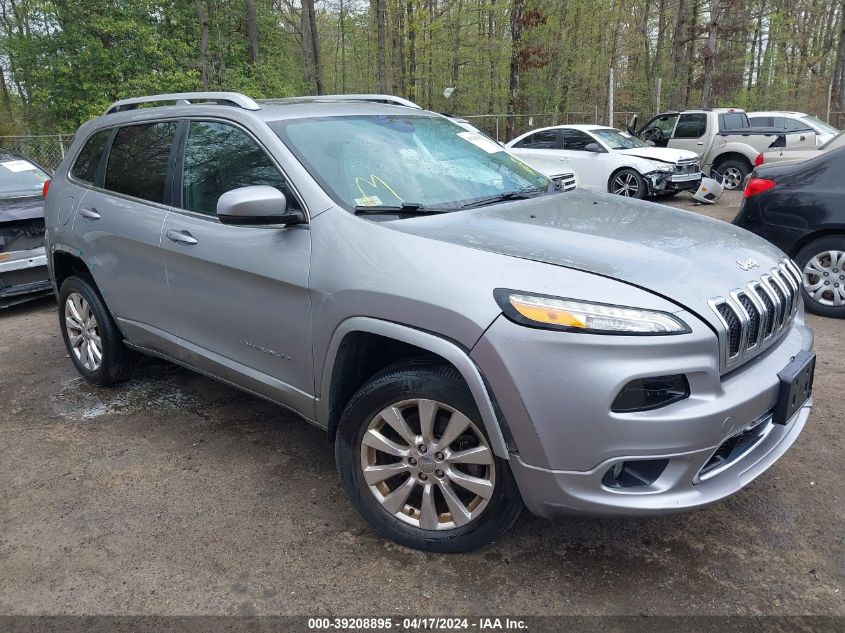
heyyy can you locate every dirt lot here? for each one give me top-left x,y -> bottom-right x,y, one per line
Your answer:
1,190 -> 843,618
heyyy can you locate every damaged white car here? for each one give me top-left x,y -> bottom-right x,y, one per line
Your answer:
506,124 -> 704,199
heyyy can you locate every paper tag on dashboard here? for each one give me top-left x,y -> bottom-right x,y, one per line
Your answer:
354,195 -> 382,207
1,160 -> 37,172
457,131 -> 502,154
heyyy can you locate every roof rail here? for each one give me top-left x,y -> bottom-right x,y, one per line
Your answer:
256,94 -> 422,109
104,92 -> 261,115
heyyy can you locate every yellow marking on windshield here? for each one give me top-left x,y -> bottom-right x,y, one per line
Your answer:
355,175 -> 404,203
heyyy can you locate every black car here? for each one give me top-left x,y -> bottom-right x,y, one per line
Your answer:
734,145 -> 845,318
0,150 -> 52,308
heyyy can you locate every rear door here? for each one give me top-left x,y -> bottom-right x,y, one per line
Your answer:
161,119 -> 314,414
70,121 -> 178,351
507,129 -> 568,176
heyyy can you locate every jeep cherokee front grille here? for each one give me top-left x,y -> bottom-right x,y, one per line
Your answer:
708,258 -> 802,372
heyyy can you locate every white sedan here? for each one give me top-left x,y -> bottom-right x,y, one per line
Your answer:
506,124 -> 702,199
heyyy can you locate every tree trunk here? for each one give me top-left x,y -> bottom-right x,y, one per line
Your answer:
301,0 -> 314,89
701,0 -> 720,108
339,0 -> 346,92
407,1 -> 416,101
507,0 -> 524,141
667,0 -> 690,110
245,0 -> 258,64
194,0 -> 210,88
488,0 -> 497,113
393,0 -> 407,94
0,65 -> 13,120
375,0 -> 387,92
834,1 -> 845,110
309,0 -> 324,94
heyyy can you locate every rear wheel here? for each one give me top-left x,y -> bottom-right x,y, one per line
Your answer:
794,237 -> 845,318
335,361 -> 522,552
608,168 -> 647,199
59,275 -> 136,385
715,159 -> 749,191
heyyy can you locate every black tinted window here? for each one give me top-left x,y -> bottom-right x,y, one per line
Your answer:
105,122 -> 177,203
719,113 -> 748,130
674,114 -> 707,139
749,116 -> 773,128
71,129 -> 111,184
182,121 -> 298,216
514,130 -> 560,149
562,129 -> 594,151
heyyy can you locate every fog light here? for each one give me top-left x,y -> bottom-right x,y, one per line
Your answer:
611,375 -> 689,413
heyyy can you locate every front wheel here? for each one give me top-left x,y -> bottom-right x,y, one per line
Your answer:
335,361 -> 522,552
609,168 -> 647,199
715,159 -> 750,190
794,237 -> 845,318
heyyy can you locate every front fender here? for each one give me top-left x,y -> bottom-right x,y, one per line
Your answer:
318,316 -> 511,459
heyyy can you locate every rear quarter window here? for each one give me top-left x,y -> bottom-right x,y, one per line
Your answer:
70,129 -> 111,184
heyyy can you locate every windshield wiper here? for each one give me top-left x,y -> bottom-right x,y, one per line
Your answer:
460,189 -> 543,209
354,202 -> 440,214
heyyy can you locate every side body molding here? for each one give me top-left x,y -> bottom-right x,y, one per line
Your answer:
317,317 -> 510,459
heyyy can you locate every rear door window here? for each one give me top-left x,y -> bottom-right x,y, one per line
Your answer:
513,130 -> 560,150
104,122 -> 178,204
71,129 -> 111,185
180,121 -> 299,216
719,113 -> 749,131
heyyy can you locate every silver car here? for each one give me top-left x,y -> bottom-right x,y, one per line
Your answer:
44,92 -> 815,552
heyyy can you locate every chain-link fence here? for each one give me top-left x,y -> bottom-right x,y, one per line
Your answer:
0,134 -> 75,172
462,112 -> 639,142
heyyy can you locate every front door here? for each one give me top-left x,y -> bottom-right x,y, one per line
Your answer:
559,129 -> 610,191
161,120 -> 314,415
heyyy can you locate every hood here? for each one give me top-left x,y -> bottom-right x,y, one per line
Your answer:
389,189 -> 788,331
617,147 -> 699,163
0,195 -> 44,224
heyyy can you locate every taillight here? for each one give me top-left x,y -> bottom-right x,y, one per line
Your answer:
744,177 -> 776,198
42,179 -> 51,199
754,153 -> 764,166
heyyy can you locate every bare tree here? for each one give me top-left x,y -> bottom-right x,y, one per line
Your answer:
245,0 -> 258,65
301,0 -> 324,94
507,0 -> 524,141
375,0 -> 387,92
834,1 -> 845,110
700,0 -> 721,108
667,0 -> 691,109
407,0 -> 416,100
194,0 -> 211,88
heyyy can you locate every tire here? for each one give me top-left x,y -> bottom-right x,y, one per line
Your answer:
794,236 -> 845,318
714,158 -> 749,191
58,275 -> 136,385
335,360 -> 522,552
652,190 -> 680,198
608,168 -> 647,199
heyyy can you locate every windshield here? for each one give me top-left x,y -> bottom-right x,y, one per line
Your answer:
270,115 -> 550,212
0,157 -> 49,197
591,128 -> 648,150
802,115 -> 839,136
820,131 -> 845,150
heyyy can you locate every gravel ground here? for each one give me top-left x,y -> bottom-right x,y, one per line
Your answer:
1,190 -> 842,618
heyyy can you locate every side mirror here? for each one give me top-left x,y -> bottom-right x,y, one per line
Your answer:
585,143 -> 602,153
217,185 -> 305,226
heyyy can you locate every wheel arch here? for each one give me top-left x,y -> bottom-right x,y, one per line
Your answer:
711,151 -> 753,171
789,229 -> 845,258
50,246 -> 92,291
319,317 -> 510,459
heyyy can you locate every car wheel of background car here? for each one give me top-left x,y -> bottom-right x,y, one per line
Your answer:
58,275 -> 136,385
794,237 -> 845,318
335,359 -> 522,553
609,169 -> 647,199
715,159 -> 749,190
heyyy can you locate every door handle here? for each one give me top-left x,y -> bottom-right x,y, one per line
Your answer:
166,230 -> 198,246
79,208 -> 101,220
696,141 -> 704,145
800,135 -> 806,141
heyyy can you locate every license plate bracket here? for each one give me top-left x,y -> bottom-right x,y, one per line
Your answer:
773,350 -> 815,425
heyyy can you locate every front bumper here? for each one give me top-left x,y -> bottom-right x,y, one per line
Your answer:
645,171 -> 702,193
0,246 -> 51,308
471,310 -> 814,517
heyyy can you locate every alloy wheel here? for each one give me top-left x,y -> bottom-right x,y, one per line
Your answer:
721,167 -> 743,190
64,292 -> 102,371
802,250 -> 845,307
612,172 -> 640,197
360,398 -> 495,530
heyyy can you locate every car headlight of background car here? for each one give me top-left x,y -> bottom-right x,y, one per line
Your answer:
494,290 -> 690,334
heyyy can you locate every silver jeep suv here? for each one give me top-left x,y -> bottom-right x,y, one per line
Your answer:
45,92 -> 815,552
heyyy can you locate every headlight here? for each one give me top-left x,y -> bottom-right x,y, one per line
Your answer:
648,161 -> 674,173
494,290 -> 690,334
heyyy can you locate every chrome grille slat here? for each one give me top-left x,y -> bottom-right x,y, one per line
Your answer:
709,257 -> 800,373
